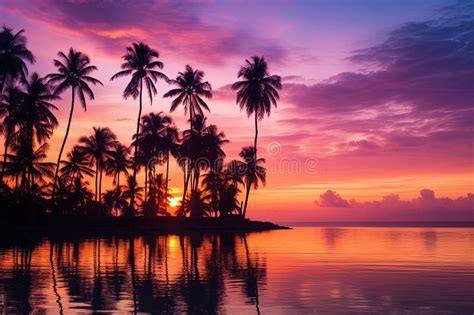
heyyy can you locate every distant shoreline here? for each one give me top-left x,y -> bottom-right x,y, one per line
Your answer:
280,221 -> 474,228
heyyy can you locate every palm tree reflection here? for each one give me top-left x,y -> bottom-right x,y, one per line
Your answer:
0,234 -> 265,313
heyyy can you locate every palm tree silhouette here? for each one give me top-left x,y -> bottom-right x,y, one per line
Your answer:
47,48 -> 103,203
59,146 -> 95,187
0,86 -> 23,184
123,175 -> 143,211
111,42 -> 169,214
0,26 -> 35,92
238,146 -> 266,218
162,125 -> 180,211
5,143 -> 55,193
164,65 -> 212,132
232,56 -> 281,159
133,112 -> 172,201
104,143 -> 131,192
78,127 -> 117,202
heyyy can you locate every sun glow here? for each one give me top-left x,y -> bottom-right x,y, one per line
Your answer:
168,197 -> 180,207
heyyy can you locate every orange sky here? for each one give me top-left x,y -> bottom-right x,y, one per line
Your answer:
1,0 -> 473,221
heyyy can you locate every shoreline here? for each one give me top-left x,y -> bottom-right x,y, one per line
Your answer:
0,216 -> 290,236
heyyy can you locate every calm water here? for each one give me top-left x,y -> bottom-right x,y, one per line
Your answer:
0,227 -> 473,314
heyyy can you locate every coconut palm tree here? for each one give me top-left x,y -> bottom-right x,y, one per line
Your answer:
123,175 -> 143,212
59,146 -> 95,187
0,85 -> 23,184
47,48 -> 103,202
162,125 -> 180,211
111,42 -> 169,214
78,127 -> 117,202
104,143 -> 131,192
232,56 -> 281,159
164,65 -> 212,132
239,146 -> 266,218
5,143 -> 55,193
0,26 -> 35,92
20,73 -> 59,151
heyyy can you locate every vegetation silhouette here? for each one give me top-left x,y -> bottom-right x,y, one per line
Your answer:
0,26 -> 283,230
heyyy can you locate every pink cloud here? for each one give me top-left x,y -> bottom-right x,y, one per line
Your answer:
314,189 -> 474,221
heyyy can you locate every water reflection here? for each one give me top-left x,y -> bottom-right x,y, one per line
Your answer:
0,228 -> 473,313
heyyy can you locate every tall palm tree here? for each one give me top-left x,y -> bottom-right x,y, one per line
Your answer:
0,85 -> 23,184
104,143 -> 131,191
0,26 -> 35,92
232,56 -> 281,159
164,65 -> 212,132
78,127 -> 117,202
239,146 -> 266,218
59,146 -> 95,187
111,42 -> 168,213
47,48 -> 103,202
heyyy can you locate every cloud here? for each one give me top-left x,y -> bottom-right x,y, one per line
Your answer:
314,189 -> 474,221
315,190 -> 351,208
1,0 -> 288,64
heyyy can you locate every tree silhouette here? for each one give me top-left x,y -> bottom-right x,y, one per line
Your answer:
47,48 -> 103,204
232,56 -> 281,159
238,146 -> 266,218
78,127 -> 117,202
104,143 -> 131,192
59,146 -> 95,188
111,42 -> 169,214
0,26 -> 35,92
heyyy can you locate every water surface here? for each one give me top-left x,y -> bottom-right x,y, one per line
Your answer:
0,227 -> 473,314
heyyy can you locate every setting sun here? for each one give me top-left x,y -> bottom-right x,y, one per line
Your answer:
168,197 -> 180,207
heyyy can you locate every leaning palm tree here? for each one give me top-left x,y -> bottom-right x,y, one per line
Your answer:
47,48 -> 103,202
104,143 -> 131,191
0,26 -> 35,92
239,146 -> 266,218
164,65 -> 212,132
232,56 -> 281,159
78,127 -> 117,202
111,42 -> 168,213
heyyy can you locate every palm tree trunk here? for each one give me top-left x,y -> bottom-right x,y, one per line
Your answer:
95,162 -> 99,202
52,87 -> 75,207
99,163 -> 103,202
242,179 -> 251,218
144,164 -> 148,202
165,152 -> 170,211
129,79 -> 143,214
254,111 -> 258,159
0,130 -> 11,185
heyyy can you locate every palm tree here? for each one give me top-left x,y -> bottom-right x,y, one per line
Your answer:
162,125 -> 180,211
47,48 -> 103,202
5,143 -> 55,193
111,42 -> 169,214
0,26 -> 35,92
20,72 -> 59,151
134,112 -> 172,200
59,146 -> 95,187
239,146 -> 266,218
183,189 -> 210,218
232,56 -> 281,159
0,85 -> 23,184
104,143 -> 131,191
123,175 -> 143,212
78,127 -> 117,202
164,65 -> 212,132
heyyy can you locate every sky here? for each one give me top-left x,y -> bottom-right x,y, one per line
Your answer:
1,0 -> 473,221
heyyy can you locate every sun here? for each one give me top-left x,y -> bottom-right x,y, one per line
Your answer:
168,197 -> 180,207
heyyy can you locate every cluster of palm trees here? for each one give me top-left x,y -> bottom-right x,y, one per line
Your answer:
0,26 -> 282,219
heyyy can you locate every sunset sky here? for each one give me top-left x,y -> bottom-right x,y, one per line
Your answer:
1,0 -> 472,221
